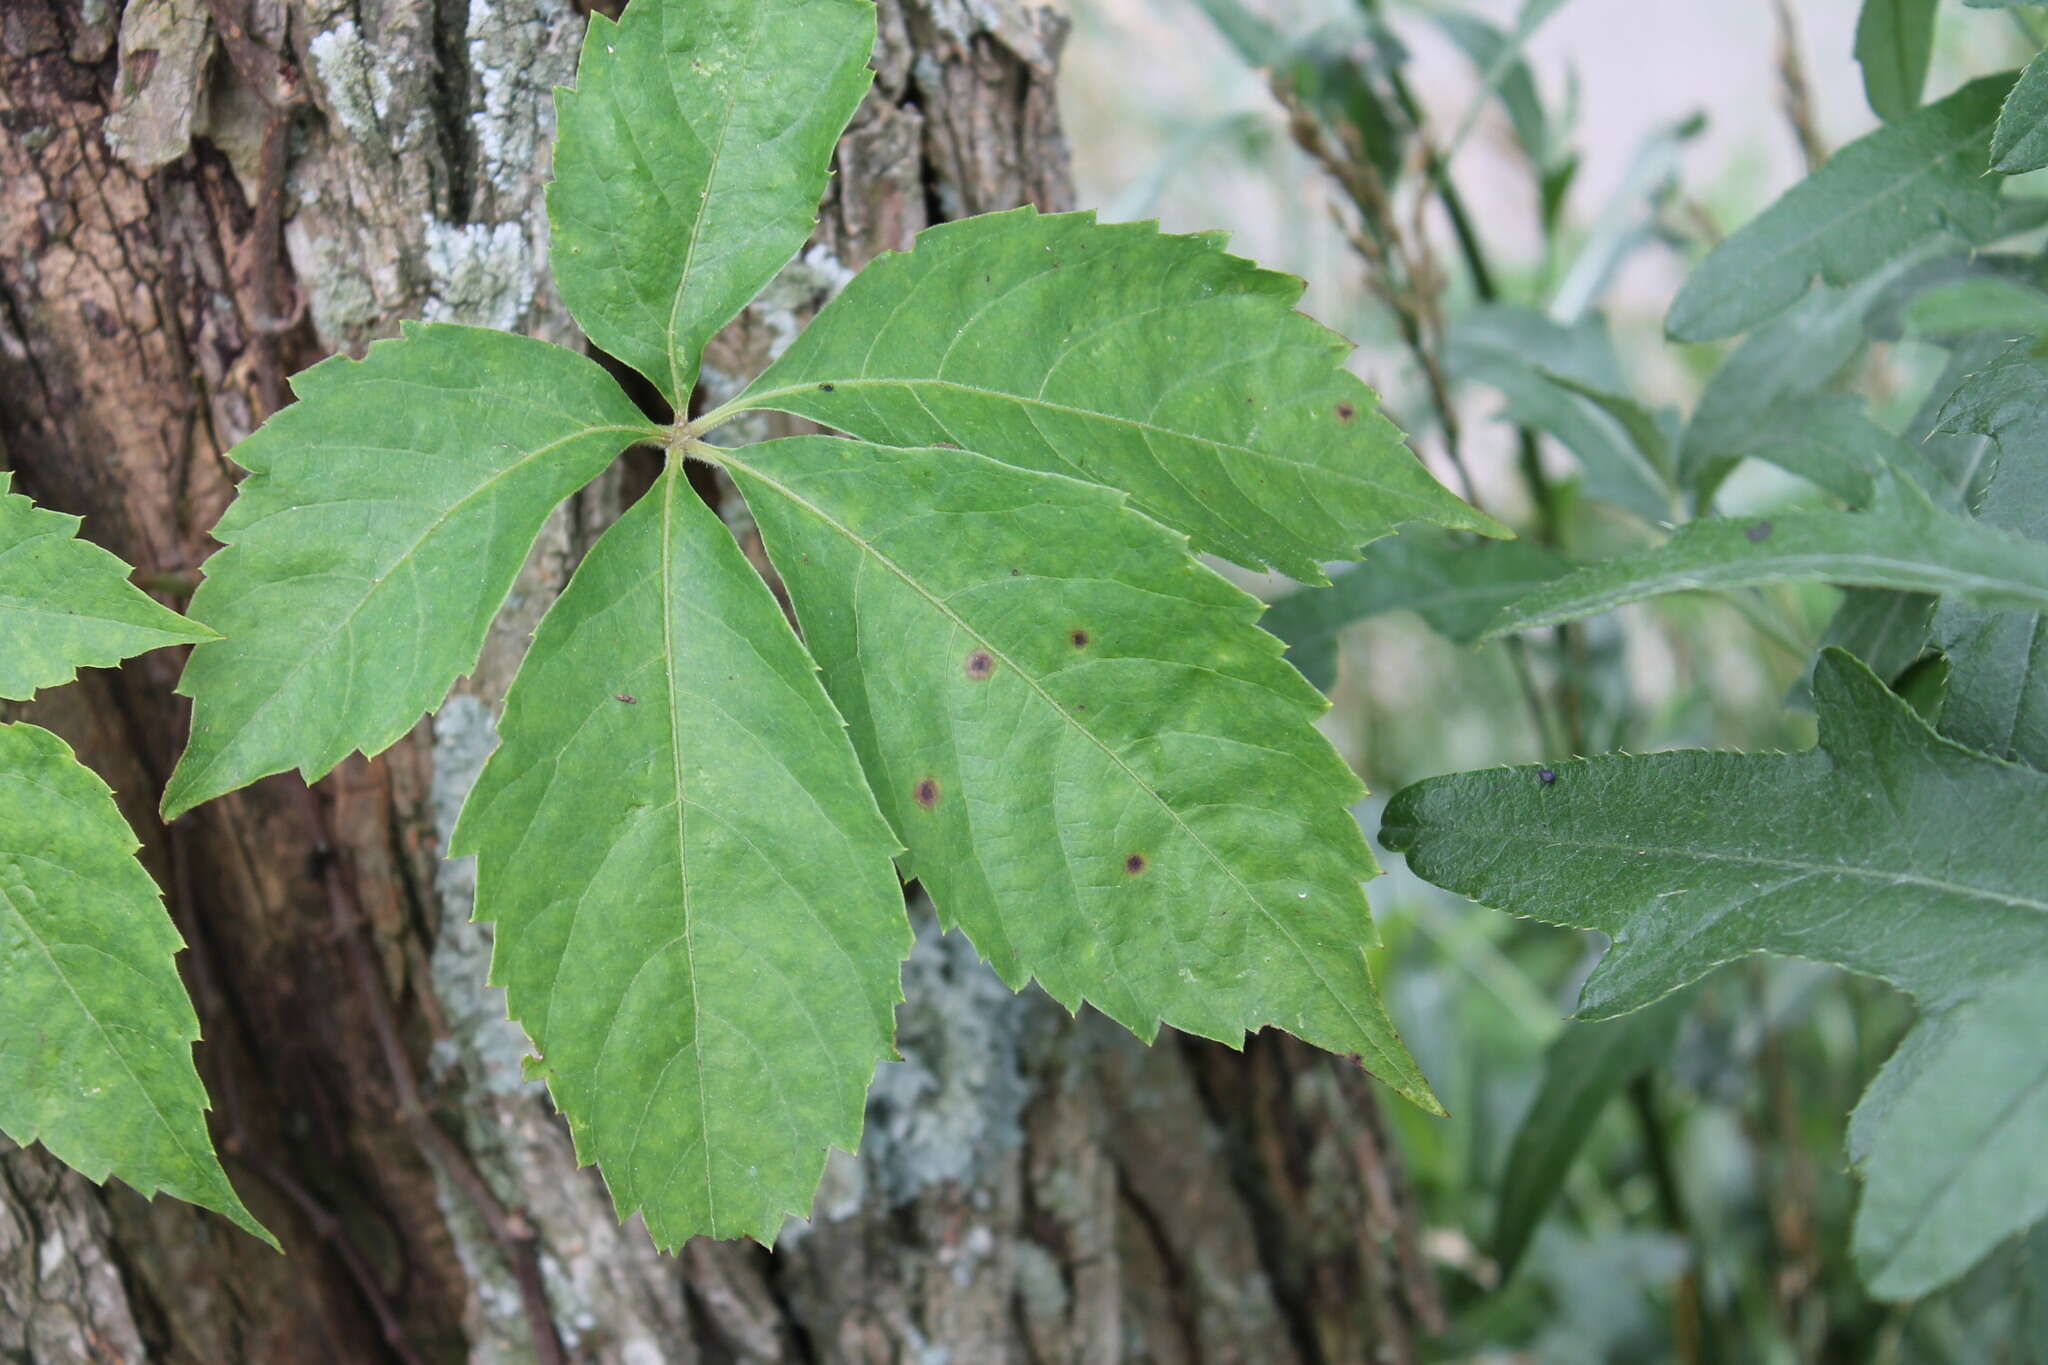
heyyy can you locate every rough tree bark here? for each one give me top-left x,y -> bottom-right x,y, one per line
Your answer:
0,1 -> 1442,1360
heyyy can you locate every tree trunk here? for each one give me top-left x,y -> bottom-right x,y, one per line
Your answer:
0,1 -> 1442,1360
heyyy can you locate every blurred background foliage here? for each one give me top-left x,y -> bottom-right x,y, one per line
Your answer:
1057,1 -> 2048,1360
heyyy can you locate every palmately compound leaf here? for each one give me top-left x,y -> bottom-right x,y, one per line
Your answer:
0,472 -> 216,701
164,323 -> 658,819
717,436 -> 1439,1110
1931,344 -> 2048,769
452,469 -> 907,1247
1668,73 -> 2013,343
1261,531 -> 1571,691
548,0 -> 875,404
1484,471 -> 2048,638
1382,649 -> 2048,1295
721,209 -> 1503,582
0,722 -> 272,1246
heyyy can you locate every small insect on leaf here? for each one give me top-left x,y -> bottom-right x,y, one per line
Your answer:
616,693 -> 637,704
1538,768 -> 1557,785
1745,520 -> 1774,544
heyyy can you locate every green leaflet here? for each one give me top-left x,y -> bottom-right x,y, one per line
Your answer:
164,324 -> 658,819
1667,74 -> 2014,343
1261,531 -> 1572,691
0,472 -> 215,700
1856,0 -> 1940,122
1932,345 -> 2048,769
719,436 -> 1439,1110
1484,472 -> 2048,637
547,0 -> 875,404
1382,650 -> 2048,1295
722,209 -> 1503,582
1492,989 -> 1693,1280
1997,46 -> 2048,173
452,469 -> 907,1246
0,722 -> 271,1246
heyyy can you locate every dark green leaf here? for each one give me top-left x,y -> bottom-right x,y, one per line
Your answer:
1484,473 -> 2048,637
0,473 -> 215,701
1997,47 -> 2048,172
1447,306 -> 1673,521
1383,650 -> 2048,1295
723,209 -> 1504,582
1668,74 -> 2014,343
1847,967 -> 2048,1297
1261,532 -> 1572,690
548,0 -> 875,403
1679,266 -> 1920,494
1856,0 -> 1941,122
1492,990 -> 1693,1279
1726,394 -> 1944,504
720,436 -> 1439,1110
1932,345 -> 2048,768
0,721 -> 271,1246
165,324 -> 657,818
453,470 -> 909,1247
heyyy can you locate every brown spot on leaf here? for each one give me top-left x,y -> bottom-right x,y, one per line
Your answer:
965,650 -> 995,681
1335,402 -> 1356,423
1746,520 -> 1774,543
914,777 -> 940,809
1070,628 -> 1090,648
1124,853 -> 1147,875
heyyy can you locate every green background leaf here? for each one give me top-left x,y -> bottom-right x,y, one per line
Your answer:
0,472 -> 215,702
166,324 -> 656,818
1262,532 -> 1571,691
727,209 -> 1502,582
1447,307 -> 1673,522
548,0 -> 876,403
1848,968 -> 2048,1298
0,722 -> 270,1246
1382,651 -> 2048,1295
1492,991 -> 1693,1280
1996,47 -> 2048,173
1485,474 -> 2048,637
722,435 -> 1438,1109
454,469 -> 908,1247
1932,344 -> 2048,769
1668,74 -> 2013,343
1856,0 -> 1940,122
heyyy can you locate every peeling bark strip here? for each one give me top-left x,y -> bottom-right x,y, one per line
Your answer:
1,0 -> 1438,1359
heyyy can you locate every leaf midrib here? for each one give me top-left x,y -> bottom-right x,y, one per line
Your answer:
659,2 -> 768,402
722,448 -> 1409,1077
655,473 -> 715,1224
1503,545 -> 2048,633
737,379 -> 1419,496
1398,820 -> 2048,916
